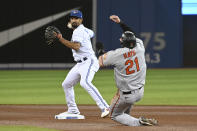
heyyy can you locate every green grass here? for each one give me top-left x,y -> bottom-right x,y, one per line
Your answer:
0,125 -> 60,131
0,69 -> 197,105
139,69 -> 197,105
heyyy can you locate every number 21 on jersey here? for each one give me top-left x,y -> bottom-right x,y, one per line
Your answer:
125,57 -> 140,75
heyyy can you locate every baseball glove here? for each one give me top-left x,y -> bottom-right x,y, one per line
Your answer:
44,26 -> 61,45
96,42 -> 105,57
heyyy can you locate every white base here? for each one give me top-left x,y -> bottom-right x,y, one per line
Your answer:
55,114 -> 85,119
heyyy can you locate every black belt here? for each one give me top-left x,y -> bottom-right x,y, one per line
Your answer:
122,87 -> 142,95
76,57 -> 87,63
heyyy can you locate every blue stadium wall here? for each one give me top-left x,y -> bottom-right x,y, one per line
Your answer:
0,0 -> 183,69
97,0 -> 182,68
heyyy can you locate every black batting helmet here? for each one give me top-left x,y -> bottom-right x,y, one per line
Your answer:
120,31 -> 136,49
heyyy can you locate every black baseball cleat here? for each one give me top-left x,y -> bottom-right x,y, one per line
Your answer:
139,116 -> 158,126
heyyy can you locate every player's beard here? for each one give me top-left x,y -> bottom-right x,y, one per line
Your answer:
71,22 -> 79,29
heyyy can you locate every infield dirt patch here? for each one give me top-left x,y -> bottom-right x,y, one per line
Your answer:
0,105 -> 197,131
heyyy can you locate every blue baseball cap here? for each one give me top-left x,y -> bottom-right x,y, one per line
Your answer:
70,10 -> 83,18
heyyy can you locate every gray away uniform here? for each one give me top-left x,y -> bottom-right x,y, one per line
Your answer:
103,38 -> 146,126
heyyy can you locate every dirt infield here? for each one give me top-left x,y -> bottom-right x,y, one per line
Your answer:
0,105 -> 197,131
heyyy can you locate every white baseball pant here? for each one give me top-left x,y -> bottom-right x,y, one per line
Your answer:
62,57 -> 109,113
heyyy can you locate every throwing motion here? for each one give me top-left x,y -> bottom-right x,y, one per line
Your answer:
47,10 -> 110,119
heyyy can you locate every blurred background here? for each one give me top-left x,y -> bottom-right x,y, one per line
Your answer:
0,0 -> 196,69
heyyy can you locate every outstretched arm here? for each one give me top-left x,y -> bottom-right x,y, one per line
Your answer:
109,15 -> 136,34
98,54 -> 104,67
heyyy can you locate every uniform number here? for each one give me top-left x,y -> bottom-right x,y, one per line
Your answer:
125,57 -> 140,75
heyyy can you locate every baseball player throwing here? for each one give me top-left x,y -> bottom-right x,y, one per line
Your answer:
55,10 -> 109,118
98,15 -> 158,126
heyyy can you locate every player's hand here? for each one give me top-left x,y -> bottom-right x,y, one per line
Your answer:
55,32 -> 62,40
109,15 -> 121,23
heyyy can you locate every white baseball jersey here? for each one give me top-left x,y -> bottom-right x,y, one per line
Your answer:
102,38 -> 146,91
71,24 -> 95,61
61,24 -> 109,114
